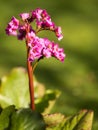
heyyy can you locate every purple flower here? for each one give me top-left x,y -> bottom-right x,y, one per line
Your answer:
17,25 -> 35,40
32,8 -> 54,30
6,17 -> 19,36
42,38 -> 53,58
28,36 -> 65,62
29,37 -> 44,61
27,30 -> 36,42
17,25 -> 26,40
8,17 -> 19,29
54,26 -> 63,41
5,8 -> 65,63
52,43 -> 65,62
29,46 -> 42,61
32,8 -> 43,20
20,13 -> 30,21
32,8 -> 63,41
28,37 -> 52,61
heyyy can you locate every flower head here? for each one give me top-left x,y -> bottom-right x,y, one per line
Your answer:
32,8 -> 53,30
5,8 -> 65,62
28,36 -> 65,62
6,17 -> 19,36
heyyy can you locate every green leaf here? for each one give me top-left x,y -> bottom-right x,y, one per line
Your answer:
44,113 -> 65,129
0,67 -> 60,113
0,105 -> 15,130
60,109 -> 87,130
10,108 -> 46,130
35,90 -> 61,113
0,67 -> 30,108
0,67 -> 45,109
74,110 -> 94,130
44,110 -> 94,130
0,68 -> 60,112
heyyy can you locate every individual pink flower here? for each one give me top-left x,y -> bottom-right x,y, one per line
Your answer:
8,17 -> 19,29
32,8 -> 43,20
28,36 -> 43,48
29,46 -> 42,61
42,38 -> 53,58
52,43 -> 65,62
27,30 -> 36,42
54,26 -> 63,41
17,25 -> 26,40
6,16 -> 19,36
20,13 -> 30,21
28,37 -> 44,61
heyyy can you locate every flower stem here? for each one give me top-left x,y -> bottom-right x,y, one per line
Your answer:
26,22 -> 35,110
26,44 -> 35,110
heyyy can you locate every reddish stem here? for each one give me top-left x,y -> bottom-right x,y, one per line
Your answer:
26,45 -> 35,110
26,23 -> 35,110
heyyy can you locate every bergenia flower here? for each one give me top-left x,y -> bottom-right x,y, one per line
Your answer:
5,8 -> 66,111
28,37 -> 65,62
52,43 -> 65,62
54,26 -> 63,41
20,13 -> 30,21
32,8 -> 52,29
42,38 -> 53,58
6,16 -> 19,36
32,8 -> 43,20
17,25 -> 26,40
28,37 -> 44,61
5,8 -> 65,62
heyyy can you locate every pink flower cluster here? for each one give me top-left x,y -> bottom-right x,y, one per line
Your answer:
6,8 -> 65,62
28,36 -> 65,62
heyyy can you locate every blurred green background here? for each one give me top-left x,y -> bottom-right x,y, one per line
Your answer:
0,0 -> 98,129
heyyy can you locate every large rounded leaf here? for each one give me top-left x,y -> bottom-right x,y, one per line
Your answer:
10,108 -> 46,130
0,105 -> 15,130
0,67 -> 45,109
0,67 -> 60,113
0,67 -> 30,108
